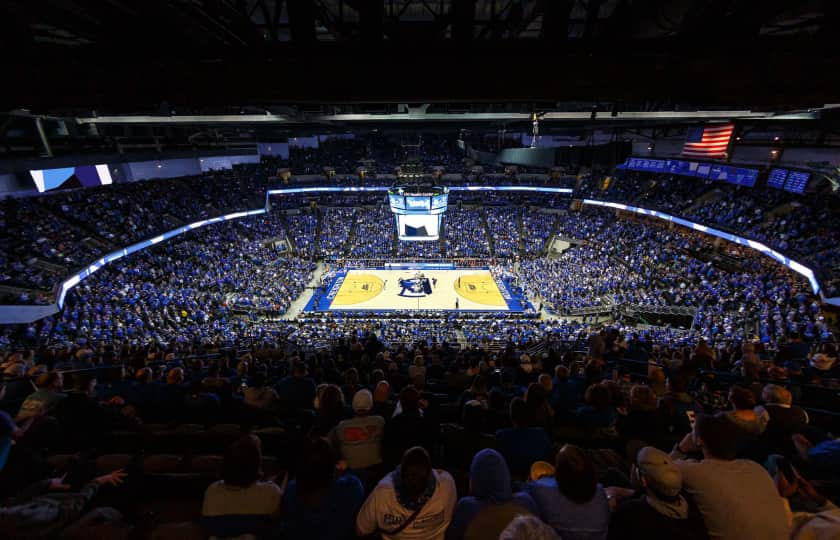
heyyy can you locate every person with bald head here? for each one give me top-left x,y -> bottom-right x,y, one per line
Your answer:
757,384 -> 809,456
372,380 -> 395,419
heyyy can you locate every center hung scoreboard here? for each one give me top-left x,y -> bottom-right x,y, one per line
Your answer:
388,185 -> 449,241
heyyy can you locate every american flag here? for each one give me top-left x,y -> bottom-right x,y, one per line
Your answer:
682,123 -> 734,158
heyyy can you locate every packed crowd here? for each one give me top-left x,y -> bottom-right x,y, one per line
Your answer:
397,240 -> 442,258
444,207 -> 491,257
285,212 -> 318,258
348,206 -> 395,257
3,150 -> 840,537
522,210 -> 558,255
317,208 -> 357,259
517,209 -> 829,350
1,167 -> 265,303
40,215 -> 315,347
485,207 -> 522,258
0,318 -> 838,539
592,170 -> 840,292
2,198 -> 832,359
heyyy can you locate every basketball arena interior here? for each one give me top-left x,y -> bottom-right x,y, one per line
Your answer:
1,2 -> 840,539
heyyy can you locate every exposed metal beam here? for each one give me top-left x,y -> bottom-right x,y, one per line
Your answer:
73,109 -> 818,126
34,117 -> 53,157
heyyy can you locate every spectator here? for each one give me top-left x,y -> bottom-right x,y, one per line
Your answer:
498,514 -> 560,540
496,398 -> 553,478
182,380 -> 221,425
160,367 -> 188,416
372,380 -> 395,419
313,384 -> 346,437
384,386 -> 438,469
201,363 -> 231,396
16,371 -> 64,420
446,448 -> 537,540
723,385 -> 764,438
616,384 -> 669,447
792,433 -> 840,477
332,389 -> 385,480
408,355 -> 427,386
276,361 -> 317,412
0,468 -> 127,539
202,434 -> 285,538
356,446 -> 457,540
658,373 -> 703,437
244,372 -> 280,413
607,446 -> 708,540
52,373 -> 118,452
527,444 -> 610,540
575,383 -> 617,434
282,437 -> 365,540
670,414 -> 790,540
758,384 -> 809,455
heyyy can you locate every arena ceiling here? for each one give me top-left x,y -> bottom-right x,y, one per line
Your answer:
1,0 -> 838,112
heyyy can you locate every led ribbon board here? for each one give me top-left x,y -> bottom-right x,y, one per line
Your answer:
582,199 -> 820,294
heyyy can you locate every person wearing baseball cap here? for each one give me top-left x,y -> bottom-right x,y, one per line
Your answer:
332,389 -> 386,488
607,446 -> 708,540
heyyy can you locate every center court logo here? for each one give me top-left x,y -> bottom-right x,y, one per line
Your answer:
397,275 -> 433,297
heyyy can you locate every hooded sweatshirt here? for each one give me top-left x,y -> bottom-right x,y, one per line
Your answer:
446,449 -> 536,540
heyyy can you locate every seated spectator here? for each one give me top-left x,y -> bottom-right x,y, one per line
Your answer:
356,446 -> 457,540
607,446 -> 708,540
276,361 -> 317,412
496,398 -> 553,479
313,384 -> 346,437
243,372 -> 280,412
384,386 -> 438,469
772,456 -> 840,539
372,380 -> 395,419
499,514 -> 560,540
723,385 -> 764,438
758,384 -> 809,455
0,363 -> 29,413
658,373 -> 703,437
575,383 -> 617,435
0,468 -> 127,539
670,414 -> 790,540
182,380 -> 221,425
202,434 -> 285,538
282,437 -> 365,540
809,343 -> 837,374
792,433 -> 840,477
616,384 -> 669,448
159,368 -> 187,413
53,373 -> 118,452
201,363 -> 231,396
408,355 -> 427,386
551,365 -> 581,423
130,367 -> 162,417
16,371 -> 64,420
446,448 -> 537,540
527,444 -> 610,540
231,359 -> 250,390
525,382 -> 554,432
332,389 -> 385,479
458,376 -> 488,410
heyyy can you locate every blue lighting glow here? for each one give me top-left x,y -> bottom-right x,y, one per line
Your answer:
581,199 -> 820,293
46,185 -> 821,311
